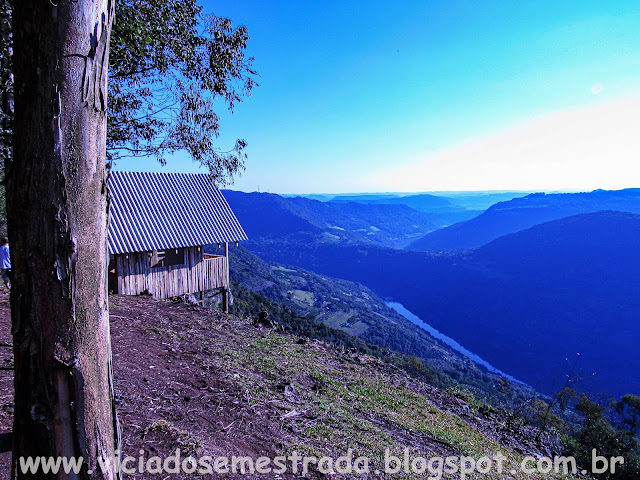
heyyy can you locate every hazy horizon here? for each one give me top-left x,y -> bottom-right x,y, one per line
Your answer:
232,187 -> 635,197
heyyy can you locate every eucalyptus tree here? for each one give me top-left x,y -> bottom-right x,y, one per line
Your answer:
2,0 -> 257,184
0,0 -> 11,236
5,1 -> 256,477
108,0 -> 257,183
9,1 -> 119,478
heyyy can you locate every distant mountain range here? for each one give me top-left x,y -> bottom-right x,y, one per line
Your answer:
409,188 -> 640,250
223,190 -> 445,248
432,191 -> 531,211
229,188 -> 640,397
329,191 -> 532,219
329,193 -> 475,224
291,190 -> 528,209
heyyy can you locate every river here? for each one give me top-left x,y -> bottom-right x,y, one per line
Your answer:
386,301 -> 525,385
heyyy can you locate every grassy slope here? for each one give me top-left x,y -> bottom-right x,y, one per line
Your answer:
122,295 -> 574,479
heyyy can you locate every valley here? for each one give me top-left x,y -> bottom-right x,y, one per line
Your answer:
226,244 -> 535,400
225,189 -> 640,399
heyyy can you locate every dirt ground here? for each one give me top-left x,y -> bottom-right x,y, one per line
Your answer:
0,290 -> 565,479
0,289 -> 12,477
0,291 -> 303,479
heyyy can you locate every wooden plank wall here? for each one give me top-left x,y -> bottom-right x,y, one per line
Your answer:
115,246 -> 228,298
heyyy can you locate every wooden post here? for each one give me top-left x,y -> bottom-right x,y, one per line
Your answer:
223,242 -> 229,313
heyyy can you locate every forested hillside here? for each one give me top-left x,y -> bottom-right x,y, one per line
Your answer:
226,245 -> 534,399
409,189 -> 640,250
223,190 -> 444,248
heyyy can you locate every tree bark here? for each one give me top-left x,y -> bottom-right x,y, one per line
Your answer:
7,1 -> 119,479
0,0 -> 12,173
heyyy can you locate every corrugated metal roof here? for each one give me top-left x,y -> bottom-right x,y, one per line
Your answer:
107,171 -> 248,255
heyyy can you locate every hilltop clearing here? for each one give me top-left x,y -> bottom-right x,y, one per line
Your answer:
0,292 -> 576,479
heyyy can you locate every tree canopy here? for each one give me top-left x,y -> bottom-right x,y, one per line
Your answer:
108,0 -> 257,185
1,0 -> 258,187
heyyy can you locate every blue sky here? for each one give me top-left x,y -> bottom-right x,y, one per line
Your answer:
117,1 -> 640,193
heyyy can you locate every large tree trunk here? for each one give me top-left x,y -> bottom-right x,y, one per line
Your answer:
7,1 -> 119,479
0,0 -> 12,175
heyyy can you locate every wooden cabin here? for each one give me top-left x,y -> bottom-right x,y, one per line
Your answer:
107,171 -> 247,311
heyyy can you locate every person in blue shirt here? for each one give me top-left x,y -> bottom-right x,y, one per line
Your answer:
0,237 -> 10,289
